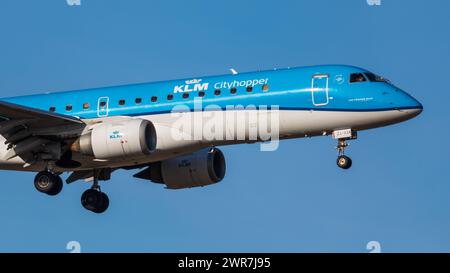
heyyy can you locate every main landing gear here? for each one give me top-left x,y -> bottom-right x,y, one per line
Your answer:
34,171 -> 63,196
34,168 -> 110,214
80,170 -> 109,214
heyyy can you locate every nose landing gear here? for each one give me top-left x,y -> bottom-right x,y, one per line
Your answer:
334,130 -> 357,170
336,139 -> 352,169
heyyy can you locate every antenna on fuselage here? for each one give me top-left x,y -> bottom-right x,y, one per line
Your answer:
229,68 -> 238,75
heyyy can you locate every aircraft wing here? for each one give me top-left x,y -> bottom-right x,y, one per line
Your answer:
0,101 -> 86,161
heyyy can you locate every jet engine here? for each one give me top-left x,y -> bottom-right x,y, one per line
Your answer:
73,119 -> 157,159
135,147 -> 226,189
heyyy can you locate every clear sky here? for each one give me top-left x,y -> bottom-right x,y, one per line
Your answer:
0,0 -> 448,253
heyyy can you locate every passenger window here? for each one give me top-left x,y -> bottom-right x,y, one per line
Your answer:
182,93 -> 189,99
167,94 -> 173,100
119,99 -> 126,106
262,84 -> 269,92
151,96 -> 157,102
99,101 -> 107,107
135,98 -> 142,104
350,73 -> 367,83
214,89 -> 221,96
230,87 -> 237,94
66,105 -> 72,112
83,103 -> 90,110
49,106 -> 56,112
198,91 -> 205,97
246,86 -> 253,92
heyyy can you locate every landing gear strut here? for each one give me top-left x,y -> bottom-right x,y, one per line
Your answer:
336,138 -> 352,169
81,170 -> 109,214
34,171 -> 63,195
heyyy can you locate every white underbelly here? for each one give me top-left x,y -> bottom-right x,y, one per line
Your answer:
0,109 -> 414,171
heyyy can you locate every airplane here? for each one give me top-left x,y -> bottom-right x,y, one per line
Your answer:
0,65 -> 423,213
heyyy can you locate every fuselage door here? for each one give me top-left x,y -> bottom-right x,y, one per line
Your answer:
97,96 -> 109,117
311,74 -> 329,106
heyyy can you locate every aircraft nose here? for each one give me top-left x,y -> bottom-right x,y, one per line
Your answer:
406,93 -> 423,112
400,92 -> 423,119
405,106 -> 423,119
392,87 -> 422,110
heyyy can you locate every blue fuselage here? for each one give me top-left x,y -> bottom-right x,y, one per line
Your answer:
2,65 -> 422,120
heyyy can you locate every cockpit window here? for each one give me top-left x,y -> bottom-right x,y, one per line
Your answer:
364,73 -> 389,83
350,73 -> 367,83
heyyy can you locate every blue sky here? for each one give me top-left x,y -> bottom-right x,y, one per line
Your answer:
0,0 -> 449,252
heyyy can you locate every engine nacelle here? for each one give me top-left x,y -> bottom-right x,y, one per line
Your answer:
75,119 -> 157,160
146,147 -> 226,189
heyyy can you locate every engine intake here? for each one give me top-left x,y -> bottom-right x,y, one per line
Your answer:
74,119 -> 156,159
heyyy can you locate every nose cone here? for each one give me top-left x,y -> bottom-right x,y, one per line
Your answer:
411,101 -> 423,116
403,106 -> 423,120
400,91 -> 423,119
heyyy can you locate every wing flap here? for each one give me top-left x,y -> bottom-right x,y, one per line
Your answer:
0,100 -> 86,163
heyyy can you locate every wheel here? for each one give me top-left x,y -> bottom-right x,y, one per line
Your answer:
92,192 -> 109,214
337,155 -> 352,169
81,189 -> 109,213
81,189 -> 100,211
34,171 -> 63,195
48,175 -> 63,196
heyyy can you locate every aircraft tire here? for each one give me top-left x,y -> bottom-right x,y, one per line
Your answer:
81,189 -> 109,213
34,171 -> 63,195
92,192 -> 109,214
337,155 -> 352,169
